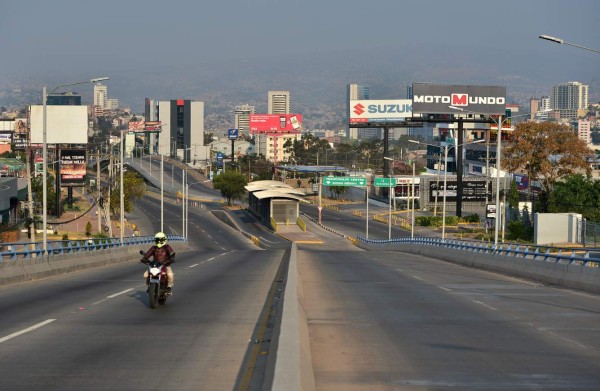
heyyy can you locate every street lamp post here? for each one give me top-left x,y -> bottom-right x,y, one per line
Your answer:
42,77 -> 109,253
539,35 -> 600,54
383,157 -> 396,240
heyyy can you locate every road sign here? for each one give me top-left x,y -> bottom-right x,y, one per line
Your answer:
323,176 -> 366,187
374,177 -> 397,187
227,128 -> 239,140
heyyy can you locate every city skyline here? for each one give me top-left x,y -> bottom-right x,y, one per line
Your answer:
0,0 -> 599,121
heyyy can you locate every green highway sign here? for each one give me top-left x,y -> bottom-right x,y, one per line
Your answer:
323,176 -> 367,187
374,177 -> 397,187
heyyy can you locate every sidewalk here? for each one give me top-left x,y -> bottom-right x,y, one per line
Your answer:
27,188 -> 135,243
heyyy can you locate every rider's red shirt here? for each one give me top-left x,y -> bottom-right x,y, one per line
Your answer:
144,244 -> 175,265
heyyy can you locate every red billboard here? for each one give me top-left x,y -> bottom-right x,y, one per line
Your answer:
249,114 -> 302,133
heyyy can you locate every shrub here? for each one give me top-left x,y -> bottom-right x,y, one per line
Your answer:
463,214 -> 480,223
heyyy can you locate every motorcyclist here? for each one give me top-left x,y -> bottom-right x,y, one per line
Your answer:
141,232 -> 176,293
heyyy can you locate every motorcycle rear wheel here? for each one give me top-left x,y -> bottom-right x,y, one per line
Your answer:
148,282 -> 159,308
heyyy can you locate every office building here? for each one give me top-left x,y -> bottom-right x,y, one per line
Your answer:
47,92 -> 82,106
347,83 -> 370,140
234,104 -> 255,137
93,83 -> 108,109
156,99 -> 206,164
578,120 -> 591,144
106,98 -> 119,110
530,98 -> 540,120
551,81 -> 589,119
268,91 -> 290,114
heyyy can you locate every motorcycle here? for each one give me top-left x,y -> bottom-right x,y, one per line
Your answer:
139,250 -> 171,308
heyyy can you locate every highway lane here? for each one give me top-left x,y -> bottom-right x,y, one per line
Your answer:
300,202 -> 412,240
299,246 -> 600,390
0,197 -> 285,391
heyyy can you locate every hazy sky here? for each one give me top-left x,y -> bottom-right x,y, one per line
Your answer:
1,0 -> 598,104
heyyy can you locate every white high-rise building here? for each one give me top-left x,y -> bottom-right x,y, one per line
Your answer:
551,81 -> 589,110
234,104 -> 255,137
268,91 -> 290,114
94,83 -> 108,109
551,81 -> 589,119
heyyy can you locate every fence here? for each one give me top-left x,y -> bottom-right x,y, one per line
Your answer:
579,218 -> 600,247
0,235 -> 186,261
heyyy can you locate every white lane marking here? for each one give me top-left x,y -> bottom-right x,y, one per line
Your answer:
473,300 -> 498,311
188,264 -> 199,268
0,319 -> 56,343
259,236 -> 276,243
106,288 -> 134,299
545,331 -> 587,349
412,275 -> 425,282
439,286 -> 453,292
396,268 -> 404,272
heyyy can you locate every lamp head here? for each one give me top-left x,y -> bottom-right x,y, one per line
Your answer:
539,35 -> 563,44
91,77 -> 110,83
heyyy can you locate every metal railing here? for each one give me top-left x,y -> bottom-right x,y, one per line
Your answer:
0,235 -> 186,261
356,236 -> 600,266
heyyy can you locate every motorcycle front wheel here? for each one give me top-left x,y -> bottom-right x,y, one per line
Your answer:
148,282 -> 159,308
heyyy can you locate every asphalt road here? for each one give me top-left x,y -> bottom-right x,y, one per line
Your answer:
0,197 -> 286,391
299,247 -> 600,390
4,180 -> 600,390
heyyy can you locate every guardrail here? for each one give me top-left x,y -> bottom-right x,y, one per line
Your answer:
356,236 -> 600,266
0,235 -> 186,261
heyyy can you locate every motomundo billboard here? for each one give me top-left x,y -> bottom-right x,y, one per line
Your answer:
249,114 -> 302,133
412,84 -> 506,115
350,99 -> 412,124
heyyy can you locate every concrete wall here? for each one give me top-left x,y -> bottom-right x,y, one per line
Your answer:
356,241 -> 600,294
0,242 -> 190,285
535,212 -> 582,245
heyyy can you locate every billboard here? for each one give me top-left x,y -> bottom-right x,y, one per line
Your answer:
30,105 -> 88,144
13,118 -> 28,149
144,121 -> 163,132
412,84 -> 506,115
60,149 -> 87,186
350,99 -> 413,124
428,180 -> 489,203
249,114 -> 302,133
128,121 -> 145,131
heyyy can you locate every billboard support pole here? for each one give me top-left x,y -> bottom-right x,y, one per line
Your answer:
456,118 -> 464,218
55,148 -> 61,219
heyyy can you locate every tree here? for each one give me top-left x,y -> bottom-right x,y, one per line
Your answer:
503,121 -> 593,197
212,171 -> 248,205
109,171 -> 147,215
547,174 -> 600,222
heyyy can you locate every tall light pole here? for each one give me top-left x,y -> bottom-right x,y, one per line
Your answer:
539,35 -> 600,54
409,139 -> 485,241
383,157 -> 396,240
120,128 -> 125,243
42,77 -> 109,253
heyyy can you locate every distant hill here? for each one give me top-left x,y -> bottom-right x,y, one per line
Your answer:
2,44 -> 598,130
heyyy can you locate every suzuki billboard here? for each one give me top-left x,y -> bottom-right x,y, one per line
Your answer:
249,114 -> 302,133
350,99 -> 413,124
412,84 -> 506,115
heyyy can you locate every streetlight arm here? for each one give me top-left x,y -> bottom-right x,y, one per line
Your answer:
539,35 -> 600,54
50,77 -> 110,93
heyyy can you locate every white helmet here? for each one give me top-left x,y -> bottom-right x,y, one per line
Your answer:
154,232 -> 167,248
